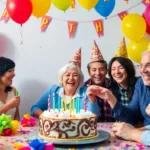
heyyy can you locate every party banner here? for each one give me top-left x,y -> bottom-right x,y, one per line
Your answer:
41,16 -> 52,32
118,11 -> 128,20
68,21 -> 78,38
0,8 -> 10,23
93,20 -> 103,37
142,0 -> 150,5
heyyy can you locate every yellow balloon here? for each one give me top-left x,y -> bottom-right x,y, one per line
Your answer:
122,13 -> 146,41
127,37 -> 149,63
32,0 -> 51,18
78,0 -> 98,10
11,120 -> 19,134
52,0 -> 72,11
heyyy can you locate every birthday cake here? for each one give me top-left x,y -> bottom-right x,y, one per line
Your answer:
39,109 -> 97,140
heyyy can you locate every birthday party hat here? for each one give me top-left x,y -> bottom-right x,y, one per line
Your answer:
114,37 -> 128,58
69,48 -> 81,68
90,40 -> 104,63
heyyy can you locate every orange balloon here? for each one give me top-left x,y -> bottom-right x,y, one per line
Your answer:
32,0 -> 51,18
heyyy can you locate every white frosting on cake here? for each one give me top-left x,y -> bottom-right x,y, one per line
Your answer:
42,109 -> 95,119
39,108 -> 97,140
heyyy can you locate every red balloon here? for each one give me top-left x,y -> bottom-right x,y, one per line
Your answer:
6,0 -> 33,25
143,13 -> 150,35
144,4 -> 150,26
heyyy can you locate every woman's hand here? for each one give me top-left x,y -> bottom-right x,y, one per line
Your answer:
6,96 -> 20,109
87,85 -> 117,108
87,85 -> 100,103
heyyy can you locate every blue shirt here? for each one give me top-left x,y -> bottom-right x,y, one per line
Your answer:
142,125 -> 150,146
112,78 -> 150,146
113,78 -> 150,126
30,85 -> 100,119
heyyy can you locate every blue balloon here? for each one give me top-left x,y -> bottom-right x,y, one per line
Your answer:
95,0 -> 115,17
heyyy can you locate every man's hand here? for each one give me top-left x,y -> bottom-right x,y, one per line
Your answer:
112,122 -> 136,141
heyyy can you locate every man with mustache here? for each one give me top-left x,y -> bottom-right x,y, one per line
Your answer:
87,49 -> 150,145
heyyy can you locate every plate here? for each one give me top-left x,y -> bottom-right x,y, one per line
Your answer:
28,130 -> 110,145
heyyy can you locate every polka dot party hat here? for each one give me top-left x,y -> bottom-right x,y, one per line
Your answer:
90,40 -> 104,63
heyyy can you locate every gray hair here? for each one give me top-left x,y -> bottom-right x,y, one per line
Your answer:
58,63 -> 84,87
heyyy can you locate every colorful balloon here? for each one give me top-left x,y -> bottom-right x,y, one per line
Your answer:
122,13 -> 146,41
95,0 -> 115,17
6,0 -> 32,25
32,0 -> 51,18
52,0 -> 72,11
143,13 -> 150,35
144,4 -> 150,26
127,37 -> 149,63
78,0 -> 98,10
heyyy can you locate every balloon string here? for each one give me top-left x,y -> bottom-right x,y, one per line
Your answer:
19,26 -> 23,45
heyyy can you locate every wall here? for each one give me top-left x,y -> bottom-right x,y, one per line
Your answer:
0,0 -> 145,115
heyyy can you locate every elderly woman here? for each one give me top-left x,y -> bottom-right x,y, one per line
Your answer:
31,63 -> 100,118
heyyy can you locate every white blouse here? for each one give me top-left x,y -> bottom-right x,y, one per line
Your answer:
0,91 -> 16,119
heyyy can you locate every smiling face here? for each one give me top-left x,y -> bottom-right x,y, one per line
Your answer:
111,60 -> 128,88
88,62 -> 107,86
140,52 -> 150,86
62,68 -> 80,96
0,68 -> 15,86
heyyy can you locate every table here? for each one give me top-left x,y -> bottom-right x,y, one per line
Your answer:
0,123 -> 149,150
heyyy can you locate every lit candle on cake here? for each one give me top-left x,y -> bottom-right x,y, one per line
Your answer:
58,97 -> 61,112
84,96 -> 87,112
64,99 -> 66,111
77,98 -> 80,113
69,101 -> 72,116
53,93 -> 55,110
61,98 -> 63,111
48,95 -> 50,111
72,99 -> 74,112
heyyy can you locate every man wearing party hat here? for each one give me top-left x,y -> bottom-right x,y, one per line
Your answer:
31,48 -> 100,119
85,40 -> 114,122
86,42 -> 150,146
108,37 -> 137,106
